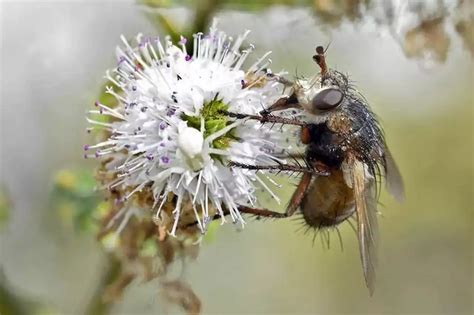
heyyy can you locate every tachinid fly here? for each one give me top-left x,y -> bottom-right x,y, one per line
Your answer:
227,45 -> 405,294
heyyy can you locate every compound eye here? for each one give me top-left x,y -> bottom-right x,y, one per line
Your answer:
312,86 -> 343,110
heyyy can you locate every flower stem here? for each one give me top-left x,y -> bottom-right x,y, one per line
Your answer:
0,269 -> 35,315
84,255 -> 122,315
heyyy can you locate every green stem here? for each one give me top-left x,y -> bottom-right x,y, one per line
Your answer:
191,0 -> 220,35
0,286 -> 27,315
0,269 -> 32,315
84,255 -> 122,315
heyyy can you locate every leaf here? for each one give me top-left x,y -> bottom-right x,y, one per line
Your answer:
51,169 -> 102,233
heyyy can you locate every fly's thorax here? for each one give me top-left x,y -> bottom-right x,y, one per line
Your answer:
301,169 -> 355,228
338,96 -> 387,168
305,123 -> 345,168
327,112 -> 353,135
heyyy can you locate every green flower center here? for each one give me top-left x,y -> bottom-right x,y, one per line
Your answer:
181,98 -> 238,151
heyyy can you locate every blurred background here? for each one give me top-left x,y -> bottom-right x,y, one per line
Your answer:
0,0 -> 472,314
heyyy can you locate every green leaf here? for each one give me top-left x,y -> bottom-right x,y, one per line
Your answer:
51,169 -> 102,233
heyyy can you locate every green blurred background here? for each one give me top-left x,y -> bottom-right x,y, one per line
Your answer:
0,0 -> 472,314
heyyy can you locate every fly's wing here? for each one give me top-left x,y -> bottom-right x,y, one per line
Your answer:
351,158 -> 379,295
384,148 -> 405,202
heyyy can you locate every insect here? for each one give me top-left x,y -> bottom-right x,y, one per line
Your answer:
227,45 -> 405,294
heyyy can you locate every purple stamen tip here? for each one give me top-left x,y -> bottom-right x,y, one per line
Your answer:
179,36 -> 187,45
146,154 -> 154,161
241,80 -> 245,88
132,86 -> 137,91
159,122 -> 167,130
185,55 -> 192,61
95,151 -> 100,158
94,101 -> 99,107
167,108 -> 176,117
83,154 -> 88,159
83,144 -> 89,151
161,156 -> 169,164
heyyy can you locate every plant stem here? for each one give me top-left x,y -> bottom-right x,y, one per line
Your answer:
84,255 -> 122,315
191,0 -> 220,35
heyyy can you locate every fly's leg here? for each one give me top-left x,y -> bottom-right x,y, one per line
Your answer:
266,72 -> 294,87
237,172 -> 312,218
184,205 -> 286,228
184,172 -> 314,227
221,91 -> 304,126
228,161 -> 329,176
285,172 -> 312,216
259,93 -> 300,115
237,206 -> 287,218
222,111 -> 306,127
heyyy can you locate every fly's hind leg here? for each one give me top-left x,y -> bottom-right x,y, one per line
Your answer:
285,172 -> 312,216
238,172 -> 313,219
185,172 -> 314,227
237,206 -> 287,219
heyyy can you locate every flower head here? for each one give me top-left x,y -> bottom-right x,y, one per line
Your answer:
85,20 -> 288,236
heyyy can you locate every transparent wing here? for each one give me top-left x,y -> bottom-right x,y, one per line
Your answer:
384,148 -> 405,202
351,159 -> 379,295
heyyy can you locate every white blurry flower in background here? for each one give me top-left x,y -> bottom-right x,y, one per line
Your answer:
85,20 -> 290,236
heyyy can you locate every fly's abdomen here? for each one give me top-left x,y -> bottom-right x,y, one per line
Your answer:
301,170 -> 355,228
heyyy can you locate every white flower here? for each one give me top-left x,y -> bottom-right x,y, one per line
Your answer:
85,20 -> 288,236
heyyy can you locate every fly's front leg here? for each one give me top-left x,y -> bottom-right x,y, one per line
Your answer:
266,72 -> 294,87
260,93 -> 300,115
222,111 -> 306,127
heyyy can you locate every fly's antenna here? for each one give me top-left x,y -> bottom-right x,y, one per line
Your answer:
312,43 -> 331,76
323,41 -> 332,54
